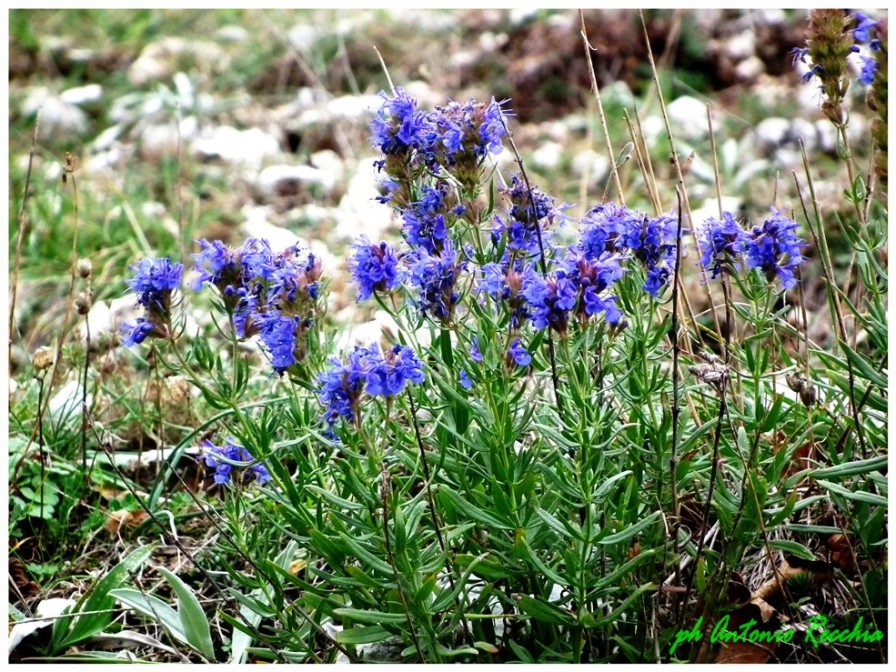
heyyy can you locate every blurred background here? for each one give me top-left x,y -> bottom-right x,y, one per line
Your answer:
7,8 -> 879,368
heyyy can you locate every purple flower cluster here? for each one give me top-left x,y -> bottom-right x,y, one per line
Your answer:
370,87 -> 427,158
478,261 -> 530,328
580,202 -> 638,257
202,437 -> 271,486
405,240 -> 465,323
122,258 -> 183,347
402,182 -> 465,253
371,89 -> 509,201
492,174 -> 561,257
699,209 -> 806,289
699,211 -> 748,280
317,343 -> 425,426
579,203 -> 677,298
742,208 -> 807,290
852,12 -> 881,86
192,238 -> 323,374
348,236 -> 401,301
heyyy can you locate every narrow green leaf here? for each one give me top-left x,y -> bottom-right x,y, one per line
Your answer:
336,625 -> 393,645
598,511 -> 661,545
157,567 -> 216,661
110,588 -> 187,646
767,539 -> 817,561
333,607 -> 408,625
817,480 -> 887,506
810,456 -> 888,480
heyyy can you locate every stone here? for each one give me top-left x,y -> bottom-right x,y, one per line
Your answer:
192,126 -> 281,167
59,83 -> 103,106
667,96 -> 709,141
254,164 -> 337,203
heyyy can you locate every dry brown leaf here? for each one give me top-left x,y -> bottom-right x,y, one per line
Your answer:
105,509 -> 149,534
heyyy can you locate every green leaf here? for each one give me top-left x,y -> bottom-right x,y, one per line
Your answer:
784,524 -> 846,535
598,511 -> 660,545
54,544 -> 154,651
333,607 -> 408,625
438,486 -> 512,530
336,625 -> 393,645
816,480 -> 887,507
767,539 -> 817,561
157,567 -> 216,661
810,456 -> 888,480
838,340 -> 887,389
516,595 -> 575,626
110,588 -> 187,646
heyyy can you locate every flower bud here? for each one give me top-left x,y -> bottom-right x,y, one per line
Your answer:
800,384 -> 817,407
75,291 -> 92,315
77,258 -> 92,279
33,346 -> 55,372
786,372 -> 806,393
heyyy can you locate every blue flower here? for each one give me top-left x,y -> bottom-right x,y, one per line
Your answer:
561,251 -> 625,325
127,258 -> 183,310
858,55 -> 877,85
853,12 -> 877,43
402,182 -> 461,253
364,343 -> 425,397
257,311 -> 307,374
405,240 -> 465,322
427,97 -> 509,165
580,202 -> 638,259
477,261 -> 530,327
699,212 -> 748,279
122,317 -> 156,347
192,239 -> 240,294
470,336 -> 483,363
522,268 -> 578,334
348,236 -> 401,301
620,214 -> 678,298
743,208 -> 807,289
317,345 -> 370,425
268,254 -> 321,314
370,87 -> 430,156
122,257 -> 183,346
509,338 -> 531,367
459,369 -> 474,389
203,437 -> 271,486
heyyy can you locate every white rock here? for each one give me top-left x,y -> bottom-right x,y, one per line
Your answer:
815,119 -> 839,154
334,159 -> 395,241
21,89 -> 88,140
735,56 -> 764,81
139,116 -> 199,160
192,126 -> 281,167
49,380 -> 92,421
60,83 -> 103,106
91,125 -> 124,151
754,117 -> 790,150
287,24 -> 320,53
240,207 -> 301,251
84,296 -> 139,342
571,149 -> 610,184
789,118 -> 817,152
310,149 -> 345,186
531,141 -> 563,170
667,96 -> 709,141
9,598 -> 76,653
216,25 -> 249,43
601,80 -> 636,109
254,164 -> 336,202
128,37 -> 228,86
725,30 -> 755,61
